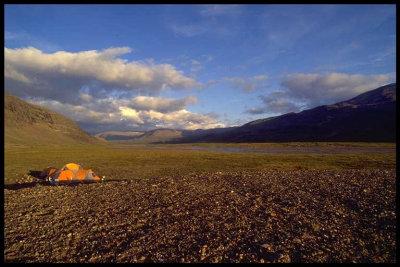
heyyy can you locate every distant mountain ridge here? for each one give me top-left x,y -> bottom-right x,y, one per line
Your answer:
96,127 -> 236,144
7,84 -> 394,146
190,83 -> 396,143
5,92 -> 102,146
99,83 -> 396,143
95,131 -> 144,141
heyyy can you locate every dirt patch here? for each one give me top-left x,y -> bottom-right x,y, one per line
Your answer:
4,169 -> 396,263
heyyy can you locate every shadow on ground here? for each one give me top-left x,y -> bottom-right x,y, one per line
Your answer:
4,170 -> 51,190
4,170 -> 131,190
28,170 -> 44,180
4,181 -> 52,190
5,170 -> 50,190
28,170 -> 44,179
3,181 -> 102,190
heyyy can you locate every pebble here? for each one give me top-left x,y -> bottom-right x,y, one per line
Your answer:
4,169 -> 396,263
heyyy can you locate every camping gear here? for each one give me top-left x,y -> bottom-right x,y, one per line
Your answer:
39,166 -> 58,179
40,163 -> 103,185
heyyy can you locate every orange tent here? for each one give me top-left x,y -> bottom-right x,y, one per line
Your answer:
39,166 -> 58,179
41,163 -> 103,185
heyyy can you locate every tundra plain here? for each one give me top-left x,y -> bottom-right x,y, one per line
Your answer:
4,142 -> 396,263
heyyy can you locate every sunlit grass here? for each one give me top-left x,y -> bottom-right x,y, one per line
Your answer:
4,143 -> 395,185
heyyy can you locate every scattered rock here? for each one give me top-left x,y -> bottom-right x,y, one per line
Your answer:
4,169 -> 396,263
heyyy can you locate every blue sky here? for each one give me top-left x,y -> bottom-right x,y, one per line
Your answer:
5,4 -> 396,134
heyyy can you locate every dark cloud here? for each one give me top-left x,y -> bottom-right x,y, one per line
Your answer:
281,72 -> 391,106
246,91 -> 301,115
246,72 -> 392,116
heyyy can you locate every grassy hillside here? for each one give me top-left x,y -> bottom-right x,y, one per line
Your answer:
4,92 -> 102,147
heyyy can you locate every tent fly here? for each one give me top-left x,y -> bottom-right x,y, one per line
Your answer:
40,163 -> 104,185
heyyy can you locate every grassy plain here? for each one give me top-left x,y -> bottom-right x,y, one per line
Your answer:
4,142 -> 396,185
116,141 -> 396,148
4,142 -> 396,263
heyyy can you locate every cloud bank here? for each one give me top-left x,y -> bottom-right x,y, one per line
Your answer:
127,96 -> 198,113
27,95 -> 225,134
281,72 -> 391,106
5,46 -> 225,133
247,91 -> 301,115
5,46 -> 199,100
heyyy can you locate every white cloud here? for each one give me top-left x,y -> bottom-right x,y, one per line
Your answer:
127,95 -> 197,113
139,109 -> 225,130
4,44 -> 221,133
4,64 -> 31,84
118,107 -> 144,124
223,75 -> 269,92
79,94 -> 92,102
25,95 -> 223,133
5,46 -> 200,102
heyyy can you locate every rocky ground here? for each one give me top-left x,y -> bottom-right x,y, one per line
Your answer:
4,169 -> 396,263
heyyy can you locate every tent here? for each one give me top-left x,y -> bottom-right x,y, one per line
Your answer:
39,166 -> 58,179
41,163 -> 103,185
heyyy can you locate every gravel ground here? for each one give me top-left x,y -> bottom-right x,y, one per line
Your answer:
4,169 -> 396,263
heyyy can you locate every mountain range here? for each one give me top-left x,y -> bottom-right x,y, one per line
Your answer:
4,83 -> 396,146
99,83 -> 396,143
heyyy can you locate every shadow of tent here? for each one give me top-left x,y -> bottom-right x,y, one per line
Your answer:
28,170 -> 45,179
4,178 -> 131,190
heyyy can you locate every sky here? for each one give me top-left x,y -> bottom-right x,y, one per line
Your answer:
4,4 -> 396,134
